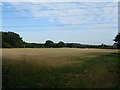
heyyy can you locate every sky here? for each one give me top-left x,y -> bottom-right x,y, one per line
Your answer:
1,1 -> 118,45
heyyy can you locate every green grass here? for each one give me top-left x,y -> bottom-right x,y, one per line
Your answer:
3,53 -> 120,88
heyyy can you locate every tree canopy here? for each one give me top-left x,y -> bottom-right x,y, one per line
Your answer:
57,41 -> 65,48
113,33 -> 120,49
114,33 -> 120,43
2,32 -> 24,48
45,40 -> 55,48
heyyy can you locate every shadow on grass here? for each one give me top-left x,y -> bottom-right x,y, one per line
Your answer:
2,52 -> 120,88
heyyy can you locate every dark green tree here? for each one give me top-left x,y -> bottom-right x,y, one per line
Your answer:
100,43 -> 107,49
57,41 -> 65,48
66,43 -> 74,48
113,33 -> 120,49
2,42 -> 11,48
2,32 -> 24,48
45,40 -> 54,48
114,33 -> 120,43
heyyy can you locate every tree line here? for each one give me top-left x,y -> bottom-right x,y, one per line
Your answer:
1,31 -> 119,49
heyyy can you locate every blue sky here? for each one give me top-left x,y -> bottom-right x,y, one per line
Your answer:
1,2 -> 118,45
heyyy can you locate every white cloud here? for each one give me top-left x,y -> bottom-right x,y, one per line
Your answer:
5,2 -> 117,25
3,2 -> 118,40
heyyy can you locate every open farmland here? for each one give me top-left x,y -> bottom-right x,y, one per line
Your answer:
2,48 -> 119,88
2,48 -> 118,68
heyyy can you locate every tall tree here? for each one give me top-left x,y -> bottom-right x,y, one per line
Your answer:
113,33 -> 120,49
114,33 -> 120,43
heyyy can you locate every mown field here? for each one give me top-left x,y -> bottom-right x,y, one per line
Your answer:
2,48 -> 120,88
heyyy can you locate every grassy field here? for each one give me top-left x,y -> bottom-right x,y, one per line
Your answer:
2,48 -> 120,88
